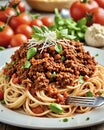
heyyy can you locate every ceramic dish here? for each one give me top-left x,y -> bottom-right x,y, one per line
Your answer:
0,46 -> 104,129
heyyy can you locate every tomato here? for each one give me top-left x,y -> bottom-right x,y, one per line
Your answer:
31,18 -> 43,27
9,0 -> 26,13
0,22 -> 14,47
0,90 -> 4,100
87,7 -> 104,25
41,16 -> 53,27
0,7 -> 16,23
15,24 -> 33,39
9,13 -> 31,30
95,0 -> 104,8
10,34 -> 27,47
70,0 -> 99,21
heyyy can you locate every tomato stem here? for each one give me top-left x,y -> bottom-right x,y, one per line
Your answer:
0,26 -> 5,32
80,0 -> 88,3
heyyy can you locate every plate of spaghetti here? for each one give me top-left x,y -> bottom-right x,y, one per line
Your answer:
0,38 -> 104,129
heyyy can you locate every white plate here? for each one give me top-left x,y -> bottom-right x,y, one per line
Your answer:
0,46 -> 104,129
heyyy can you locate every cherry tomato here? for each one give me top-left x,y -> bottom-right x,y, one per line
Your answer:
9,13 -> 31,30
41,16 -> 53,27
15,24 -> 33,39
87,7 -> 104,25
10,34 -> 27,47
9,0 -> 26,13
70,0 -> 99,21
31,18 -> 43,27
95,0 -> 104,8
0,7 -> 16,23
0,21 -> 14,47
0,90 -> 4,100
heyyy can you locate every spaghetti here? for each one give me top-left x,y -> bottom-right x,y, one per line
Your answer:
0,39 -> 104,118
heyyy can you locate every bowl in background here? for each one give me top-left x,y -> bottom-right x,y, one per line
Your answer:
26,0 -> 76,12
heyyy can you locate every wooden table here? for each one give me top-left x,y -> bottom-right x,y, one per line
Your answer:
0,0 -> 104,130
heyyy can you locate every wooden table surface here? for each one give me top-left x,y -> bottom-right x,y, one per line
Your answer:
0,0 -> 104,130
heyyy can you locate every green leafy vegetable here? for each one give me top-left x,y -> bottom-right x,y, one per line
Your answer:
49,8 -> 87,41
98,91 -> 102,96
1,99 -> 5,104
49,103 -> 64,114
79,75 -> 84,84
63,118 -> 68,122
3,75 -> 8,79
27,47 -> 37,60
51,72 -> 56,78
55,44 -> 62,54
61,56 -> 65,61
22,60 -> 31,69
86,91 -> 93,97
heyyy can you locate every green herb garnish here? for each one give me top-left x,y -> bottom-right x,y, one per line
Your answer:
22,60 -> 31,69
55,44 -> 62,54
79,75 -> 84,84
1,100 -> 5,104
86,117 -> 90,121
86,91 -> 93,97
27,47 -> 37,60
61,56 -> 65,61
51,72 -> 56,78
98,91 -> 103,96
63,118 -> 68,122
95,53 -> 99,57
3,75 -> 8,79
49,103 -> 64,114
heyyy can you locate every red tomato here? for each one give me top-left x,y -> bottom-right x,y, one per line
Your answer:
41,16 -> 53,27
9,13 -> 31,30
70,0 -> 99,21
0,90 -> 4,100
88,7 -> 104,25
95,0 -> 104,8
31,18 -> 43,27
15,24 -> 33,39
10,34 -> 27,47
0,7 -> 16,23
9,0 -> 26,13
0,22 -> 14,47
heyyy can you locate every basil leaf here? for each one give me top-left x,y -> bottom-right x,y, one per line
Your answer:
32,26 -> 43,34
27,47 -> 37,60
86,91 -> 93,97
61,56 -> 65,61
41,25 -> 49,32
51,72 -> 56,78
55,44 -> 62,54
22,61 -> 31,69
49,103 -> 64,114
79,75 -> 84,84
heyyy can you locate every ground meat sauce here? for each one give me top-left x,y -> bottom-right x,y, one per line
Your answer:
4,39 -> 97,104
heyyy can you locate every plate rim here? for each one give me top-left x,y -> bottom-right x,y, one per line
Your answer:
0,46 -> 104,129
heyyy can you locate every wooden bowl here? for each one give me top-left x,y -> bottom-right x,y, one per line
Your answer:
26,0 -> 76,12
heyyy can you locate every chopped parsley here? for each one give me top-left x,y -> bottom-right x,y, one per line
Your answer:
86,91 -> 93,97
63,118 -> 68,122
98,91 -> 103,96
79,75 -> 84,84
95,53 -> 99,57
3,75 -> 8,79
51,72 -> 56,78
55,44 -> 63,54
86,117 -> 90,121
